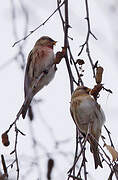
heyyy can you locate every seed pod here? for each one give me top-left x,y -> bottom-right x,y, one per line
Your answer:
76,59 -> 85,65
1,132 -> 10,146
96,66 -> 104,84
47,158 -> 54,180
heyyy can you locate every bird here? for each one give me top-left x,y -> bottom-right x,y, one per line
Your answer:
70,86 -> 105,169
21,36 -> 57,119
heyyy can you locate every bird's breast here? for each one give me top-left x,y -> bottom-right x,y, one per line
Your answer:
33,47 -> 54,72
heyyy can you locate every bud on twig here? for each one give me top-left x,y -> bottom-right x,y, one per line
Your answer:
76,59 -> 85,65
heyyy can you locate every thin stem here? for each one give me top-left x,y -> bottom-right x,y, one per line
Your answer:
64,0 -> 74,94
12,1 -> 65,47
15,124 -> 19,180
104,125 -> 114,148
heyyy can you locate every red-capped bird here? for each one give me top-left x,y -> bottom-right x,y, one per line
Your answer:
70,86 -> 105,169
21,36 -> 57,119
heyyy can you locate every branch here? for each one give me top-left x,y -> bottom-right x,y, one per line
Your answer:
1,155 -> 8,177
78,0 -> 97,78
12,0 -> 65,47
68,126 -> 89,176
14,125 -> 19,180
63,0 -> 74,94
104,125 -> 114,148
57,0 -> 83,86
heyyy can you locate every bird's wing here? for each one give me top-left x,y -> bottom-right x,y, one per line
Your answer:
78,97 -> 105,138
70,100 -> 86,137
24,50 -> 34,97
70,106 -> 75,123
70,100 -> 82,129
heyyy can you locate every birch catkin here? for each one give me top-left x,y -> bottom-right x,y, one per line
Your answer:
96,66 -> 104,84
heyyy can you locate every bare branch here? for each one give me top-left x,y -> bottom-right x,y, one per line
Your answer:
14,125 -> 19,180
12,1 -> 65,47
104,125 -> 114,148
78,0 -> 97,78
1,155 -> 8,177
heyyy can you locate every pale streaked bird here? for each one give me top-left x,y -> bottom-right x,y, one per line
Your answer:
70,86 -> 105,169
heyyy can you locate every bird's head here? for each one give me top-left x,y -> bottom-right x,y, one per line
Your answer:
76,86 -> 91,94
72,86 -> 91,99
35,36 -> 57,49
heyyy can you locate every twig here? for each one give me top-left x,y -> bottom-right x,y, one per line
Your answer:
57,0 -> 65,29
19,0 -> 29,38
7,160 -> 16,169
1,155 -> 8,177
6,60 -> 58,134
68,175 -> 82,180
76,151 -> 86,179
10,0 -> 28,70
72,129 -> 79,179
85,0 -> 96,78
78,0 -> 97,78
78,138 -> 88,180
90,134 -> 112,168
0,56 -> 16,71
14,124 -> 19,180
91,134 -> 118,179
12,0 -> 65,47
68,125 -> 90,175
63,0 -> 74,94
57,0 -> 83,86
68,46 -> 84,86
104,125 -> 114,148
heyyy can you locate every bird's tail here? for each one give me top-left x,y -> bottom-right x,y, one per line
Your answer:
21,97 -> 32,119
90,137 -> 103,169
28,105 -> 34,121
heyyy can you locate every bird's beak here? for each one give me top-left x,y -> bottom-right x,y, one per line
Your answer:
53,41 -> 57,45
86,88 -> 91,93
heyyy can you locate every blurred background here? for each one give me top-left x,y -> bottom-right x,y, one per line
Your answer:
0,0 -> 118,179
